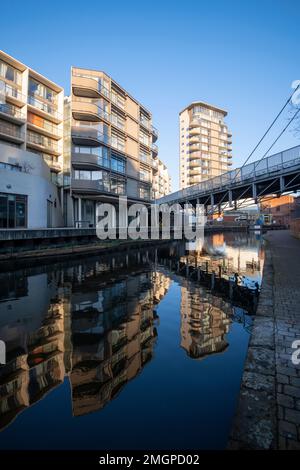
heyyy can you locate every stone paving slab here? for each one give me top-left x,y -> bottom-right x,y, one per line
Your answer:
229,230 -> 300,449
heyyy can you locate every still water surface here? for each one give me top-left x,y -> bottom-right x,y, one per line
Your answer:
0,232 -> 264,449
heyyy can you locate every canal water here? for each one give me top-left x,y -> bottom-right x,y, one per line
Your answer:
0,232 -> 264,450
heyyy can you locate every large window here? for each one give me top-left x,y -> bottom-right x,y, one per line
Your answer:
111,153 -> 125,174
139,130 -> 150,146
111,132 -> 125,151
111,89 -> 125,109
74,169 -> 110,191
28,78 -> 57,104
0,60 -> 21,85
111,176 -> 126,195
139,183 -> 150,200
111,111 -> 125,130
140,168 -> 150,182
0,193 -> 27,228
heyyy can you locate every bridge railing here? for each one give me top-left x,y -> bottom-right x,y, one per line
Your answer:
158,145 -> 300,204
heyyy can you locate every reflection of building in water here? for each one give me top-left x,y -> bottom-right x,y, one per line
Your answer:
69,271 -> 171,416
180,281 -> 231,360
0,263 -> 171,428
0,272 -> 67,431
183,232 -> 264,280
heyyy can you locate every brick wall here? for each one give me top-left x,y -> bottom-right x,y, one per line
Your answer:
290,218 -> 300,239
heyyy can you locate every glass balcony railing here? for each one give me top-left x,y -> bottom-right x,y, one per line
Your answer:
0,122 -> 25,140
73,98 -> 110,122
27,132 -> 60,153
28,95 -> 62,120
72,127 -> 110,146
28,117 -> 61,137
72,73 -> 110,98
0,102 -> 25,120
0,80 -> 25,102
151,143 -> 158,153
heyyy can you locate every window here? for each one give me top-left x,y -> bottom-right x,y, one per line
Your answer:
0,60 -> 21,85
139,130 -> 150,146
0,193 -> 27,228
111,176 -> 126,195
74,169 -> 110,191
111,132 -> 125,151
0,162 -> 22,172
28,78 -> 57,104
139,183 -> 150,200
140,168 -> 150,182
111,89 -> 125,109
111,111 -> 125,130
140,149 -> 150,163
111,154 -> 125,174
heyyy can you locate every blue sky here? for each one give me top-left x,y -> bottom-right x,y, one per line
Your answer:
1,0 -> 299,190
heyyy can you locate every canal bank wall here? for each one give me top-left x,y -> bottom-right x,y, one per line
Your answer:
0,225 -> 248,261
230,230 -> 300,450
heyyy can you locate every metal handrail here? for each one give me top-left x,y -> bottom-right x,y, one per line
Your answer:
28,95 -> 62,120
0,102 -> 26,120
158,145 -> 300,204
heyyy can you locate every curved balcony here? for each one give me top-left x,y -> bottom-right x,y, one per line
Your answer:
152,126 -> 158,142
189,128 -> 200,136
0,103 -> 26,125
189,135 -> 201,144
72,151 -> 103,170
72,100 -> 109,123
72,126 -> 110,147
190,119 -> 202,128
189,160 -> 202,168
189,168 -> 201,176
151,143 -> 158,156
71,178 -> 112,196
72,74 -> 110,99
189,143 -> 202,153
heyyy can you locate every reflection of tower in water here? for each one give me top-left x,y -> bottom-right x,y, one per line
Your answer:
180,280 -> 232,360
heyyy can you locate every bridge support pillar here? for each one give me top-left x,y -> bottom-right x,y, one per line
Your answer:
280,176 -> 285,193
229,190 -> 233,207
252,183 -> 257,202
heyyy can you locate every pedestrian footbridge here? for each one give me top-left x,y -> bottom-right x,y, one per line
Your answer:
158,146 -> 300,212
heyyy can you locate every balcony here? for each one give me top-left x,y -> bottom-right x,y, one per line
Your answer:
71,178 -> 110,195
189,128 -> 200,136
72,151 -> 103,170
72,126 -> 110,147
151,143 -> 158,156
0,121 -> 25,144
27,95 -> 62,124
27,132 -> 61,156
27,118 -> 62,140
189,160 -> 202,168
152,126 -> 158,142
0,80 -> 25,106
72,74 -> 110,99
43,155 -> 62,172
72,99 -> 109,123
0,103 -> 26,125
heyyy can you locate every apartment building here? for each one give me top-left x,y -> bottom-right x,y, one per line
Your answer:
66,67 -> 159,227
152,158 -> 172,199
0,50 -> 64,228
179,102 -> 232,189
